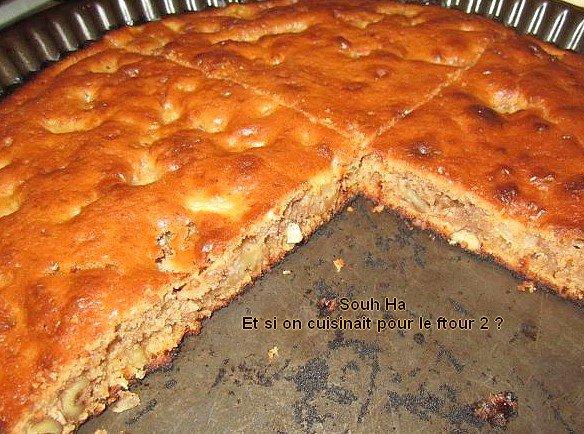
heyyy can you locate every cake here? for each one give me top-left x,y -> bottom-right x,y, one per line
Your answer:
0,0 -> 581,432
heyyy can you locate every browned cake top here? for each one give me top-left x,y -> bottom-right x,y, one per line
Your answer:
372,37 -> 584,231
0,0 -> 582,430
108,0 -> 508,138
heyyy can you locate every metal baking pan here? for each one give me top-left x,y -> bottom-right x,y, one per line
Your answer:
0,0 -> 583,432
0,0 -> 583,97
79,200 -> 584,433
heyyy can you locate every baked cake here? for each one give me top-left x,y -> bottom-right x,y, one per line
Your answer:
0,0 -> 581,432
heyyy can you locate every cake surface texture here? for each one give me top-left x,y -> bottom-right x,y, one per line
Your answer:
0,0 -> 582,432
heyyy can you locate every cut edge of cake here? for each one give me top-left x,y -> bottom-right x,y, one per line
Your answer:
358,154 -> 583,300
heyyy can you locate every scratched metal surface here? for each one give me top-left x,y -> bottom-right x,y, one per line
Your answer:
79,198 -> 584,433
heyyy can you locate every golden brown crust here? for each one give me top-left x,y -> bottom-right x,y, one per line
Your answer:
0,45 -> 357,431
0,0 -> 582,432
103,0 -> 507,138
371,36 -> 584,231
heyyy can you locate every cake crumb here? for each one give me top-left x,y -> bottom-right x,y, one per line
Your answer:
372,204 -> 385,213
517,280 -> 537,293
267,346 -> 279,362
94,430 -> 107,434
347,206 -> 354,212
282,269 -> 292,275
333,258 -> 345,272
317,297 -> 338,316
286,222 -> 303,244
474,391 -> 518,427
111,391 -> 140,413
